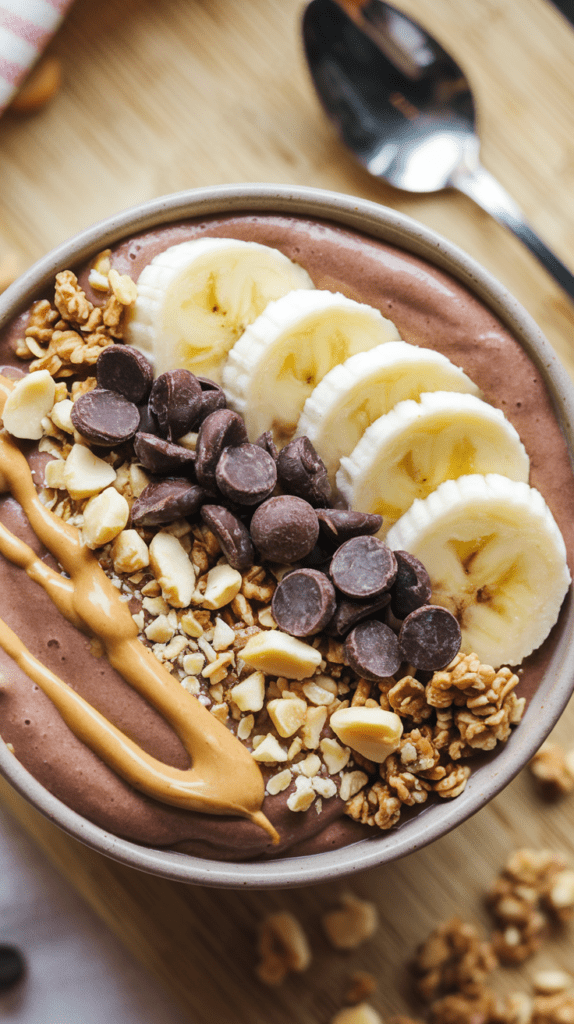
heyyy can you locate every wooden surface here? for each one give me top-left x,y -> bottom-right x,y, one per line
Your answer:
2,1 -> 574,1021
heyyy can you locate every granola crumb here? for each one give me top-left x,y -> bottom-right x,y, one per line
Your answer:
330,1005 -> 383,1024
255,910 -> 311,986
343,970 -> 378,1005
529,741 -> 574,799
322,893 -> 378,951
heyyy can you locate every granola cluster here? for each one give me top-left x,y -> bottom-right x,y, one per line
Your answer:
15,257 -> 136,377
345,653 -> 523,832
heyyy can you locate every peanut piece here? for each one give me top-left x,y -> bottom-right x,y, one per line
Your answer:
251,733 -> 288,763
202,564 -> 242,609
63,443 -> 116,499
145,615 -> 175,643
329,707 -> 403,763
212,617 -> 235,650
44,458 -> 66,490
266,769 -> 292,795
286,775 -> 316,812
82,487 -> 130,549
302,679 -> 336,705
320,736 -> 351,774
111,529 -> 149,574
312,776 -> 337,798
241,631 -> 322,680
267,696 -> 307,737
3,370 -> 55,439
108,268 -> 137,305
301,706 -> 328,750
149,531 -> 196,608
230,671 -> 266,713
50,398 -> 74,433
299,753 -> 321,777
339,771 -> 369,801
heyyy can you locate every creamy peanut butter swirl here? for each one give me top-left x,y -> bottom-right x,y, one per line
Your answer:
0,376 -> 277,843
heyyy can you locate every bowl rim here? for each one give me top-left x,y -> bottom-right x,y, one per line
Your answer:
1,182 -> 573,889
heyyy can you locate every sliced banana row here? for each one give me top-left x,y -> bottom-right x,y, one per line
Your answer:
337,390 -> 530,533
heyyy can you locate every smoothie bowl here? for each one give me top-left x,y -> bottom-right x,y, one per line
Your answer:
0,184 -> 573,889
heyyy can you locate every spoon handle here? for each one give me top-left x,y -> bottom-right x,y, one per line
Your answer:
451,162 -> 574,302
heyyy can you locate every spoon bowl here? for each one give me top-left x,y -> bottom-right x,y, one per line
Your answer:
303,0 -> 574,297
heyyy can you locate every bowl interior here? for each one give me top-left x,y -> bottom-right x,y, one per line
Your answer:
1,183 -> 573,888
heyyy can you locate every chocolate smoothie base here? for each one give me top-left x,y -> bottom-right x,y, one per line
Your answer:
0,213 -> 573,862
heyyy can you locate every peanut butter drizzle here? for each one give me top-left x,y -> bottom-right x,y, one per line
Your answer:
0,377 -> 277,843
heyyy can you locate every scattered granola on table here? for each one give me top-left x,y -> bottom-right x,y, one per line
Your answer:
409,850 -> 574,1024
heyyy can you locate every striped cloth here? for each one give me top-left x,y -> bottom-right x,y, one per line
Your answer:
0,0 -> 72,117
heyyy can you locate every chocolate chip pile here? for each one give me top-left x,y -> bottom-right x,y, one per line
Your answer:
78,346 -> 462,676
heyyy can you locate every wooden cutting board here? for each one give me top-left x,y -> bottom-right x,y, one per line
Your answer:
1,1 -> 574,1020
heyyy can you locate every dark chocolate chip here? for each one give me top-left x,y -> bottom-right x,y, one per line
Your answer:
195,409 -> 248,490
345,619 -> 402,681
399,605 -> 461,672
71,388 -> 140,446
131,478 -> 209,526
276,436 -> 331,507
133,432 -> 196,474
96,344 -> 154,404
391,550 -> 432,620
215,443 -> 277,505
0,945 -> 25,992
316,508 -> 383,546
149,369 -> 203,440
250,495 -> 319,563
272,567 -> 336,637
201,504 -> 255,571
196,376 -> 227,422
302,543 -> 333,573
255,430 -> 278,461
330,535 -> 398,600
137,402 -> 160,436
326,592 -> 391,638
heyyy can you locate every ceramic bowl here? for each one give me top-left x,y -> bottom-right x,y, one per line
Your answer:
0,183 -> 573,888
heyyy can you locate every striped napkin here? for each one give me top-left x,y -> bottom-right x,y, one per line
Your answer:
0,0 -> 72,117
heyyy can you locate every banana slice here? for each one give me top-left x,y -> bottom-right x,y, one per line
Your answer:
125,238 -> 314,383
296,341 -> 480,485
223,290 -> 401,445
336,391 -> 529,533
386,473 -> 571,667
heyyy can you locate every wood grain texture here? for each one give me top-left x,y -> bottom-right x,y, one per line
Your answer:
1,1 -> 574,1021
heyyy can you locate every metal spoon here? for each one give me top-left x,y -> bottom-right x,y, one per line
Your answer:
303,0 -> 574,300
